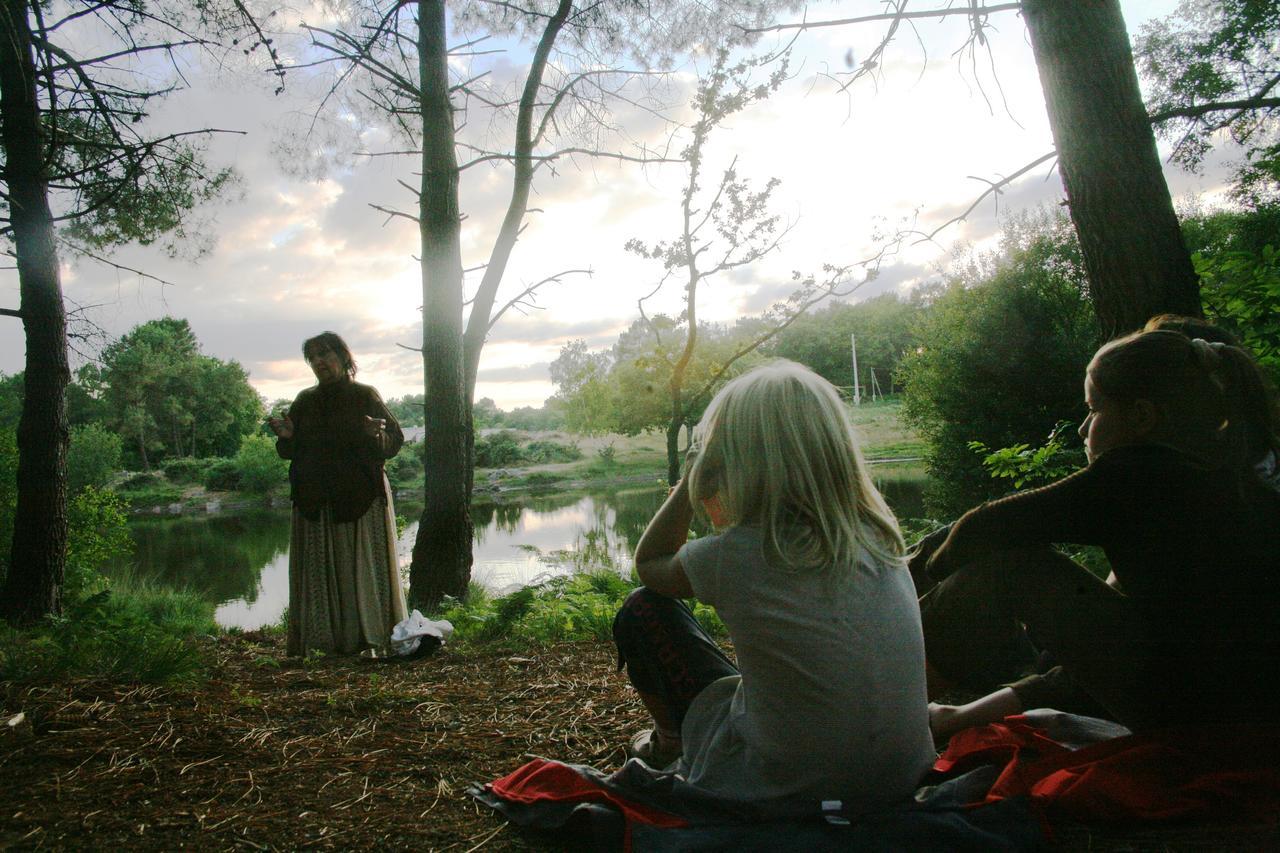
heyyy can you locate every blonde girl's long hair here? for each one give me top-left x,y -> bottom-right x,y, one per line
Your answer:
686,360 -> 906,572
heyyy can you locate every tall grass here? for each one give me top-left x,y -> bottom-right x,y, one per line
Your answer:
434,570 -> 726,647
0,564 -> 215,686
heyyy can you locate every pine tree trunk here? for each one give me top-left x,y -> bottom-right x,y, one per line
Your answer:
408,0 -> 473,609
0,0 -> 70,624
1022,0 -> 1201,338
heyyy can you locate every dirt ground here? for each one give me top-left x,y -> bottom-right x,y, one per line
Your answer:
3,634 -> 1276,851
1,633 -> 644,850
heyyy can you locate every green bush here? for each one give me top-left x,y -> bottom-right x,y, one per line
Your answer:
64,486 -> 133,599
475,431 -> 525,468
203,458 -> 242,491
0,584 -> 213,685
523,439 -> 582,463
67,423 -> 123,495
386,441 -> 423,487
898,210 -> 1099,516
435,570 -> 726,647
233,433 -> 288,494
120,471 -> 163,490
162,456 -> 211,485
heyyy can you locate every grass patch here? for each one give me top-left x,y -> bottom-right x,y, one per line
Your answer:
0,575 -> 214,686
435,571 -> 725,647
113,477 -> 188,509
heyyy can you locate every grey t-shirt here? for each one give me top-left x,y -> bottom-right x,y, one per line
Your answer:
676,526 -> 935,808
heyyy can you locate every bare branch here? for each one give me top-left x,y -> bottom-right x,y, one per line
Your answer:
369,202 -> 420,224
487,268 -> 592,331
910,150 -> 1057,245
0,308 -> 22,319
745,3 -> 1023,36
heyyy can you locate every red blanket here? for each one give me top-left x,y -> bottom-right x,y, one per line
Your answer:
935,715 -> 1280,825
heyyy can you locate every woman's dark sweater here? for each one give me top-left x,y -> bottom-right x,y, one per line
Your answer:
275,379 -> 404,522
928,444 -> 1280,669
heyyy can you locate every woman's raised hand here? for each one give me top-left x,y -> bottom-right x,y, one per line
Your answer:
268,414 -> 294,439
362,415 -> 387,438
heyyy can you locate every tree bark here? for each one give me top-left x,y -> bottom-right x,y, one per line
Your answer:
408,0 -> 473,609
1022,0 -> 1202,338
0,0 -> 71,624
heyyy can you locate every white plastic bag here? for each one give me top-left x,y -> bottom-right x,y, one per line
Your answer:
390,610 -> 454,656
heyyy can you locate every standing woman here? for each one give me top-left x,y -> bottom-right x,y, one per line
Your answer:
269,332 -> 407,656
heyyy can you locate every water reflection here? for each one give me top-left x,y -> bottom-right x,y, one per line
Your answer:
113,471 -> 925,630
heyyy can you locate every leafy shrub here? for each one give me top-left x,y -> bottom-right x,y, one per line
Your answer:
64,487 -> 133,599
523,439 -> 582,463
203,458 -> 242,491
968,421 -> 1085,490
475,431 -> 524,467
67,423 -> 123,494
162,456 -> 211,485
120,471 -> 163,490
386,441 -> 423,487
898,210 -> 1098,516
233,433 -> 288,494
436,570 -> 727,647
0,585 -> 212,685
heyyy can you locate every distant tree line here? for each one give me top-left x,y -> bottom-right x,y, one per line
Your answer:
552,202 -> 1280,518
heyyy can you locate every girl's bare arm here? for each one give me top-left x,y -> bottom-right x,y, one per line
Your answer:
635,477 -> 696,598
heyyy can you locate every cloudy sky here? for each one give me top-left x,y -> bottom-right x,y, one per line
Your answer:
1,0 -> 1235,410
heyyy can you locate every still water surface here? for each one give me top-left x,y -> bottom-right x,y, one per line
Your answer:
110,472 -> 925,630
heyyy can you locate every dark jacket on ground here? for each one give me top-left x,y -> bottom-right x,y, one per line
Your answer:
275,379 -> 404,522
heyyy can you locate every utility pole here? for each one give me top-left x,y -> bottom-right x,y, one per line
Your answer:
850,333 -> 861,406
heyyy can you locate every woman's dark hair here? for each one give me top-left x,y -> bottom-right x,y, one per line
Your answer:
1089,329 -> 1279,471
1142,313 -> 1242,347
302,331 -> 357,379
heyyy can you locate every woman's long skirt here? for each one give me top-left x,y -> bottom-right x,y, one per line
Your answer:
287,477 -> 407,656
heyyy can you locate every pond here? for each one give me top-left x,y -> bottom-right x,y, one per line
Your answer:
108,468 -> 927,630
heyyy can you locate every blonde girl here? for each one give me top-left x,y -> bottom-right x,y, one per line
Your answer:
611,360 -> 935,809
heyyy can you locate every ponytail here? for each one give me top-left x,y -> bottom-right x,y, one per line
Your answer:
1089,329 -> 1279,472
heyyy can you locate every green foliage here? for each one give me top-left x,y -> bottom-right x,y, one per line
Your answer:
502,405 -> 566,432
203,459 -> 243,492
1136,0 -> 1280,204
435,571 -> 709,647
968,422 -> 1086,490
0,585 -> 213,685
549,340 -> 618,436
1195,244 -> 1280,373
769,293 -> 923,392
232,433 -> 288,494
523,440 -> 582,464
386,441 -> 424,488
472,431 -> 581,469
475,431 -> 524,468
1181,204 -> 1280,379
898,210 -> 1099,516
67,423 -> 123,495
161,456 -> 212,485
64,487 -> 133,599
100,318 -> 264,468
472,397 -> 503,429
385,394 -> 426,427
0,373 -> 23,430
120,472 -> 164,490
